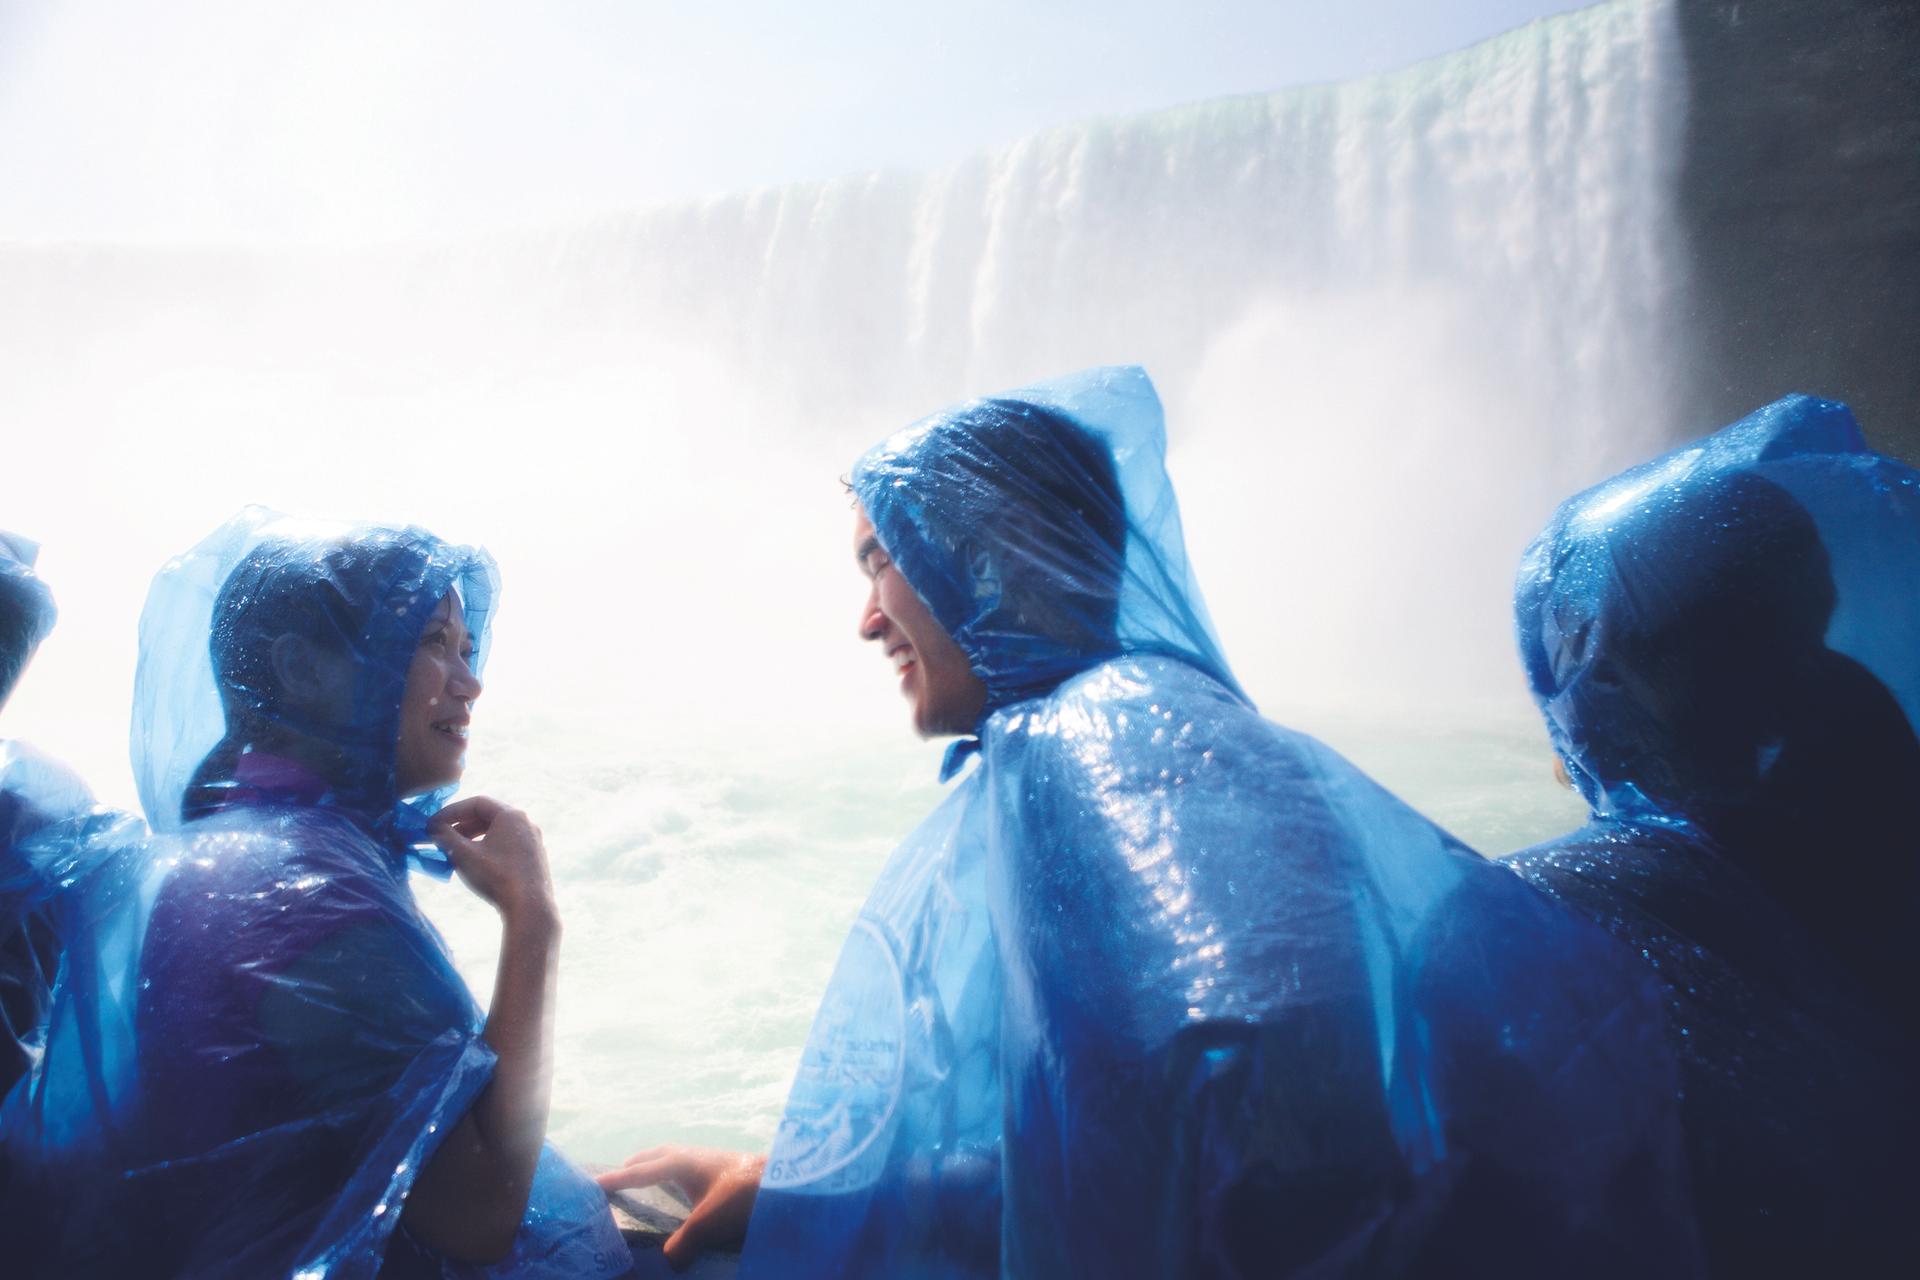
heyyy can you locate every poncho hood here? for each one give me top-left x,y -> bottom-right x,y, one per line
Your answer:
849,365 -> 1243,721
1516,394 -> 1920,836
133,507 -> 498,872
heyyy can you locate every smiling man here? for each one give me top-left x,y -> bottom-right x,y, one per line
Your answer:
853,510 -> 985,738
603,366 -> 1698,1277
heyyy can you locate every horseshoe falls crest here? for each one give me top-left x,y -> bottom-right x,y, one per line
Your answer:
423,0 -> 1684,720
0,0 -> 1687,1158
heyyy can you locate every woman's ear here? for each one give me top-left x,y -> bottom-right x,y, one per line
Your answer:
269,633 -> 354,716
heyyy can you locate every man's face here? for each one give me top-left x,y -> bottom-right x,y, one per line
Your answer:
854,508 -> 986,738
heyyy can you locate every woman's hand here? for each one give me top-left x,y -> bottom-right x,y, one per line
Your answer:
432,796 -> 557,928
408,796 -> 564,1263
596,1146 -> 766,1270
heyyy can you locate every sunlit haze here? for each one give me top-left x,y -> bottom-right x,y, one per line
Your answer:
0,0 -> 1588,243
2,0 -> 1639,1158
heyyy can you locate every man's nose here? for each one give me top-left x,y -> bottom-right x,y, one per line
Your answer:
859,588 -> 887,642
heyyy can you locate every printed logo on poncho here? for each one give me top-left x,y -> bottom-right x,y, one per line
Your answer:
762,916 -> 906,1191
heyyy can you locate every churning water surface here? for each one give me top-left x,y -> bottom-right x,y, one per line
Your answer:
417,709 -> 1587,1165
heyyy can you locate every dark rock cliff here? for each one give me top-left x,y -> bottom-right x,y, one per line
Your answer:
1675,0 -> 1920,463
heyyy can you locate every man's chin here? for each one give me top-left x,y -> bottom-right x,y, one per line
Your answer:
912,707 -> 966,741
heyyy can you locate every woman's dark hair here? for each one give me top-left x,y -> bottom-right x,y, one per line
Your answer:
182,536 -> 425,821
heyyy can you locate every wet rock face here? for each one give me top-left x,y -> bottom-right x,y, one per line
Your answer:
1675,0 -> 1920,464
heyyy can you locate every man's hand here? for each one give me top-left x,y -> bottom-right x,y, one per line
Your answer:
596,1146 -> 767,1270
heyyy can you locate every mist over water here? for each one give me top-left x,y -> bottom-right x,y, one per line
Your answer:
3,0 -> 1670,1156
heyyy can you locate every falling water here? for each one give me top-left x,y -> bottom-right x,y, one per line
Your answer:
0,0 -> 1686,1156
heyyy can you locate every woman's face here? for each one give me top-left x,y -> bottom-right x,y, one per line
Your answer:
393,592 -> 482,797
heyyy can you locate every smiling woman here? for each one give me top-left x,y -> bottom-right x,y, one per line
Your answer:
0,509 -> 630,1279
178,527 -> 486,829
394,593 -> 482,797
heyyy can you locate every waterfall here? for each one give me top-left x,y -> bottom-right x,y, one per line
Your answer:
0,0 -> 1686,792
0,0 -> 1694,1158
520,0 -> 1684,462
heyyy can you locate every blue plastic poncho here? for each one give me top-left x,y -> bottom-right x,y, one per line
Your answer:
0,508 -> 628,1280
0,532 -> 57,712
0,533 -> 100,1099
1505,394 -> 1920,1275
744,367 -> 1695,1278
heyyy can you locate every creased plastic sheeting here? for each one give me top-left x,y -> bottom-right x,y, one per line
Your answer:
987,658 -> 1693,1277
1512,393 -> 1920,1019
0,534 -> 97,1098
0,743 -> 97,1098
744,780 -> 1001,1277
852,366 -> 1241,722
1508,394 -> 1920,1274
1515,394 -> 1920,836
0,510 -> 627,1280
746,366 -> 1696,1277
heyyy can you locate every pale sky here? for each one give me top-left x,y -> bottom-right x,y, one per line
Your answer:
0,0 -> 1591,243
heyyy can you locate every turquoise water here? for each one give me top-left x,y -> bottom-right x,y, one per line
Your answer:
413,711 -> 1586,1166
